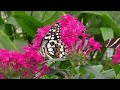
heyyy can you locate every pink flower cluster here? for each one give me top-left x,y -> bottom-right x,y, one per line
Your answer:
58,14 -> 102,57
111,45 -> 120,64
0,48 -> 48,79
31,14 -> 102,55
0,14 -> 102,78
31,25 -> 51,50
58,14 -> 87,48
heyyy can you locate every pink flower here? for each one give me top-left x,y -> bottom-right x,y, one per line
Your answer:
30,14 -> 102,62
59,14 -> 102,59
31,25 -> 51,50
88,38 -> 102,51
0,14 -> 103,78
111,44 -> 120,64
0,48 -> 48,78
0,73 -> 5,79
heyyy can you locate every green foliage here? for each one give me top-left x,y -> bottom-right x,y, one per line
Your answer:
0,11 -> 120,79
0,30 -> 18,50
100,27 -> 114,41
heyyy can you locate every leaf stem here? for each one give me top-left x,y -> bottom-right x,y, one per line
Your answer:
69,59 -> 78,74
9,32 -> 26,38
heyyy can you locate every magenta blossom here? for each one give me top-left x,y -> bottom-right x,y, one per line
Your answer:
111,44 -> 120,65
0,14 -> 103,78
0,73 -> 5,79
0,48 -> 48,79
58,14 -> 102,59
29,14 -> 102,62
31,25 -> 51,50
88,38 -> 102,51
30,14 -> 88,51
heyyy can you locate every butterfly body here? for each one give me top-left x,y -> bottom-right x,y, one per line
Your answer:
39,23 -> 66,60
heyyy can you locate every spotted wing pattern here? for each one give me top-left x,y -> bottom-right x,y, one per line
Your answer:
39,23 -> 66,59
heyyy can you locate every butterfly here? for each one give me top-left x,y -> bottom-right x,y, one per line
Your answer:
104,38 -> 120,58
105,38 -> 120,48
39,23 -> 66,60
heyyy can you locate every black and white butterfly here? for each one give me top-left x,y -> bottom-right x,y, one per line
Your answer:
105,38 -> 120,48
39,23 -> 66,60
37,23 -> 67,78
104,38 -> 120,58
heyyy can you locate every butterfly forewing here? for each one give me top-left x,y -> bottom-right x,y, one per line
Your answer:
39,23 -> 66,60
105,38 -> 120,48
104,38 -> 120,58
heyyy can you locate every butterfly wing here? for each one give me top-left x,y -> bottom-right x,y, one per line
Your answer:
39,23 -> 66,60
105,38 -> 120,48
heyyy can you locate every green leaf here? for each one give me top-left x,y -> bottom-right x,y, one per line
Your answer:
106,11 -> 120,24
13,39 -> 27,52
100,27 -> 114,41
8,11 -> 43,36
75,66 -> 80,73
11,11 -> 26,15
0,15 -> 4,24
64,11 -> 81,18
13,14 -> 42,28
25,11 -> 32,16
41,58 -> 67,67
32,11 -> 56,22
59,61 -> 71,69
112,64 -> 120,75
101,69 -> 115,79
101,14 -> 120,36
72,73 -> 81,79
79,66 -> 87,75
84,72 -> 91,79
80,11 -> 120,36
0,24 -> 4,31
40,75 -> 50,79
46,58 -> 67,62
0,30 -> 18,50
83,65 -> 105,79
0,43 -> 4,48
43,11 -> 64,25
87,28 -> 101,35
13,15 -> 42,36
47,60 -> 53,67
6,16 -> 19,27
90,65 -> 103,73
8,11 -> 64,36
45,67 -> 66,78
80,11 -> 109,15
4,24 -> 12,36
32,11 -> 64,25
